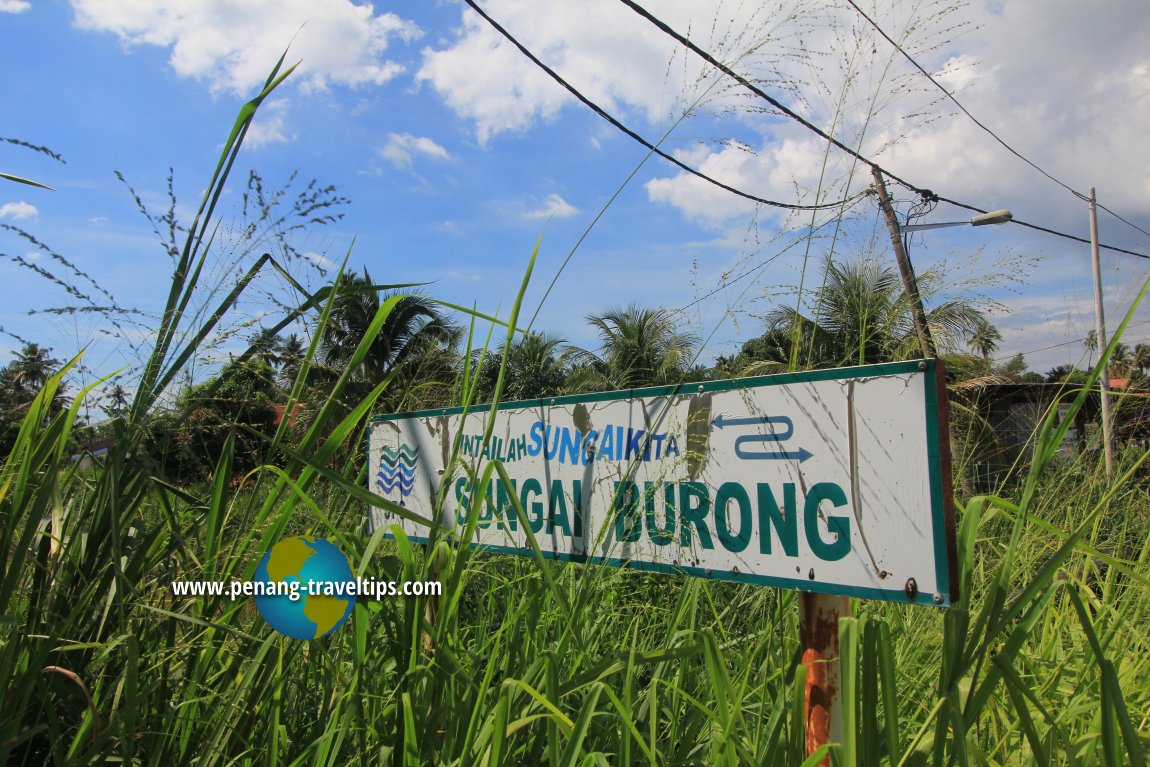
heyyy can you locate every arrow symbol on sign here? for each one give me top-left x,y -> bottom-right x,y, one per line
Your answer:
734,435 -> 814,462
714,413 -> 814,461
711,413 -> 794,439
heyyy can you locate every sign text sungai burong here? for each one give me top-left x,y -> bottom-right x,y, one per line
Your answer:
368,361 -> 954,606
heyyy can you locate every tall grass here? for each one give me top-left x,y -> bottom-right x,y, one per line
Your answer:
2,62 -> 1149,767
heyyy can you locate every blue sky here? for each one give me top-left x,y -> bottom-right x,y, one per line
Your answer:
2,0 -> 1149,394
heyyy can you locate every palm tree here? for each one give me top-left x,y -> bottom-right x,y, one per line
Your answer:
106,383 -> 131,414
1046,363 -> 1086,384
245,327 -> 311,390
278,333 -> 306,388
714,328 -> 793,378
248,326 -> 283,368
1135,342 -> 1150,375
1084,330 -> 1098,366
574,304 -> 699,390
0,343 -> 67,453
475,332 -> 571,402
11,343 -> 59,391
765,257 -> 999,369
318,269 -> 461,408
1109,342 -> 1134,379
968,324 -> 1003,359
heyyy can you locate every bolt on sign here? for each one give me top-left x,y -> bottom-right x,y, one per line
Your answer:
368,360 -> 957,606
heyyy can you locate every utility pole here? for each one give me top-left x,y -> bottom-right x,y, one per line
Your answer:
802,167 -> 959,766
1089,187 -> 1115,477
872,166 -> 936,359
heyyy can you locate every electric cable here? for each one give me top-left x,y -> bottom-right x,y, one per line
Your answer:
461,0 -> 868,212
989,317 -> 1150,365
931,193 -> 1147,259
1094,204 -> 1150,241
614,0 -> 1148,259
843,0 -> 1081,199
843,0 -> 1150,243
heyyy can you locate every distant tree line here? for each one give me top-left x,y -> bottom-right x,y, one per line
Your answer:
6,256 -> 1149,484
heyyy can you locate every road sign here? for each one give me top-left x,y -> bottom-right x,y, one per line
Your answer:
368,359 -> 956,606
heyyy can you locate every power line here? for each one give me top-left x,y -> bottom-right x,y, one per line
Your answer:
460,0 -> 868,213
991,317 -> 1150,366
994,337 -> 1090,363
843,0 -> 1082,199
1095,202 -> 1150,241
614,0 -> 1148,260
842,0 -> 1150,243
614,1 -> 904,181
930,194 -> 1147,259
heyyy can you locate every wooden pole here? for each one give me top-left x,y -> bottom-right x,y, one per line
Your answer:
800,592 -> 848,765
872,166 -> 937,359
1089,187 -> 1115,477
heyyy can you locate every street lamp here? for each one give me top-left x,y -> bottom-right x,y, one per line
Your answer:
901,209 -> 1013,232
870,167 -> 1013,359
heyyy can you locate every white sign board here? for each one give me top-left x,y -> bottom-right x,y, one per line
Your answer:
368,360 -> 956,606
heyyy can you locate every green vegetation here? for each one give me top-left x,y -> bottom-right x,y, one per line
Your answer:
315,270 -> 463,414
718,256 -> 1001,377
3,62 -> 1150,767
0,343 -> 68,456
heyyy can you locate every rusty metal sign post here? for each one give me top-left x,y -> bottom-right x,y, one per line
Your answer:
367,360 -> 957,761
801,593 -> 848,765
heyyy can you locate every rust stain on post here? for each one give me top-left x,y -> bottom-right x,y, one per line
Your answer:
800,592 -> 848,766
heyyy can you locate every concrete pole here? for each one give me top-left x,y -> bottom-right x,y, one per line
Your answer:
872,166 -> 937,359
1089,187 -> 1115,476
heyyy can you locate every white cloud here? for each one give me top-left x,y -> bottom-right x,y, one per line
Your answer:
524,193 -> 577,220
302,251 -> 334,269
87,215 -> 109,226
646,142 -> 764,227
72,0 -> 421,94
420,0 -> 1150,233
0,201 -> 38,220
379,133 -> 450,169
644,137 -> 845,228
857,0 -> 1150,222
417,11 -> 570,143
0,0 -> 31,13
417,0 -> 749,143
245,98 -> 294,147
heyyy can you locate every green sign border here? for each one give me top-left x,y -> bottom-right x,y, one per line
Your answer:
368,359 -> 955,607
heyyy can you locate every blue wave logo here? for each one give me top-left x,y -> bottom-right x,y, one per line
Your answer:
376,444 -> 418,497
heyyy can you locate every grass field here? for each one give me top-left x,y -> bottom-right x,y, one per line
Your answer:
2,58 -> 1149,767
